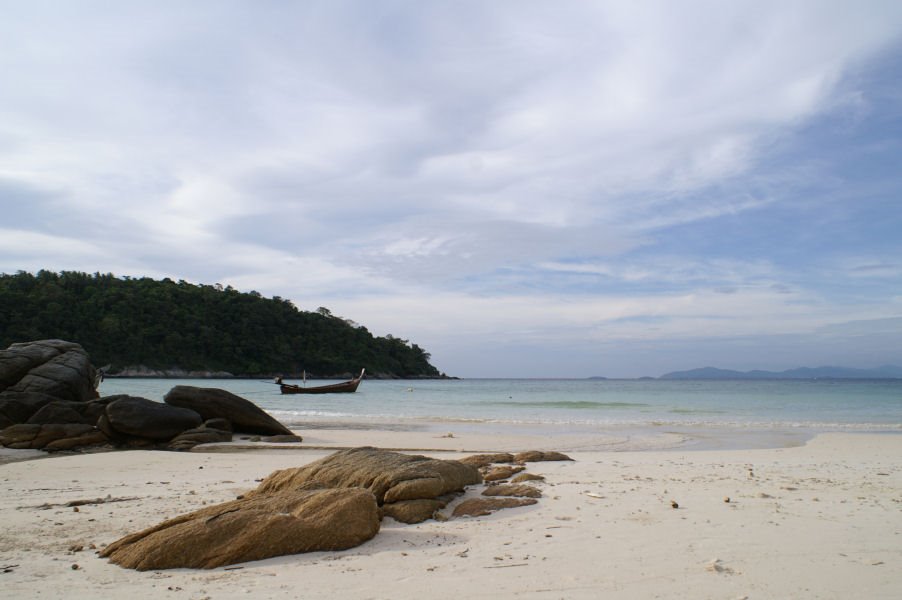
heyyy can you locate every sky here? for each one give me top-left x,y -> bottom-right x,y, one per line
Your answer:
2,1 -> 902,378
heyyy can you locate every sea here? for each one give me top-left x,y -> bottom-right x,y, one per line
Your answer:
98,377 -> 902,451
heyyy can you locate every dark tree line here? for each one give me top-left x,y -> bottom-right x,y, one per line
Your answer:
0,270 -> 442,378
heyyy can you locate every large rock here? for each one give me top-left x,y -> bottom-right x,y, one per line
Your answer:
0,340 -> 98,403
103,395 -> 202,441
163,386 -> 291,436
101,487 -> 380,570
253,447 -> 482,506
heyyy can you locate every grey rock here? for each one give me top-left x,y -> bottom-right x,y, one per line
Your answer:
0,340 -> 98,402
104,396 -> 202,441
164,386 -> 291,436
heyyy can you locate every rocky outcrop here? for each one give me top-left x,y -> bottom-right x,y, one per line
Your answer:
452,497 -> 538,518
0,340 -> 98,403
0,341 -> 296,453
252,447 -> 482,523
164,386 -> 292,436
101,487 -> 380,570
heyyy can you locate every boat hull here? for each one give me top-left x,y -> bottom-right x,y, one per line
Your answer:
279,378 -> 361,394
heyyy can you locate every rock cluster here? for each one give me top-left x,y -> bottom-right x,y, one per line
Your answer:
253,447 -> 483,524
0,340 -> 296,452
101,446 -> 573,570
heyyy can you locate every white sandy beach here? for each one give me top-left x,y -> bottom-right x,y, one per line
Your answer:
1,431 -> 900,599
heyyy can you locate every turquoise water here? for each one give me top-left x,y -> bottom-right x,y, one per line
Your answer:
99,378 -> 902,435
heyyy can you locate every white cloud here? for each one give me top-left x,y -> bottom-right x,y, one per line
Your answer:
2,2 -> 902,375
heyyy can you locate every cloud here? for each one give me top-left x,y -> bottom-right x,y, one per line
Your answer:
2,2 -> 902,375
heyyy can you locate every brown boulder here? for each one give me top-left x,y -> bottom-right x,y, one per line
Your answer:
253,447 -> 482,505
458,453 -> 515,468
482,483 -> 542,498
164,386 -> 291,436
381,498 -> 448,524
451,497 -> 538,518
101,487 -> 380,570
513,450 -> 573,463
482,465 -> 525,482
511,472 -> 546,483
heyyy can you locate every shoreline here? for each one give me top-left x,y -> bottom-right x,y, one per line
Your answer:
4,420 -> 898,466
0,431 -> 899,598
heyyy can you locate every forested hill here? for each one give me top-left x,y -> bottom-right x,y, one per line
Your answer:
0,271 -> 443,378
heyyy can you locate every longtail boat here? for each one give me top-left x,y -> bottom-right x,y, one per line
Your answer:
278,369 -> 365,394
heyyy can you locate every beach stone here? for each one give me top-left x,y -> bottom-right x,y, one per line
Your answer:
104,396 -> 203,441
458,453 -> 515,469
482,483 -> 542,498
252,447 -> 482,506
511,473 -> 545,483
100,487 -> 380,570
261,434 -> 303,443
482,465 -> 525,482
513,450 -> 573,463
0,340 -> 98,403
451,497 -> 538,518
0,423 -> 106,450
163,386 -> 292,436
167,426 -> 233,451
382,498 -> 448,524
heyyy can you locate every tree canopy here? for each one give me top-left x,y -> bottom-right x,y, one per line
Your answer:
0,270 -> 442,378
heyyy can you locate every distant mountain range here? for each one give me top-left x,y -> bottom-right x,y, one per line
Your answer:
658,365 -> 902,380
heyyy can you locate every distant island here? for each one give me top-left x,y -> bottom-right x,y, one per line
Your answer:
658,365 -> 902,380
0,270 -> 445,379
